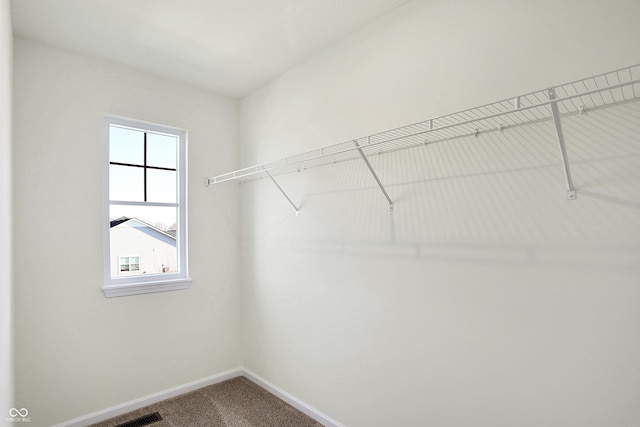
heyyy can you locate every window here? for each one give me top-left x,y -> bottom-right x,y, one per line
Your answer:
119,256 -> 140,273
103,116 -> 191,297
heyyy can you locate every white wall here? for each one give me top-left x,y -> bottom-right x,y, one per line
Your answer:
13,38 -> 240,426
239,1 -> 640,426
1,0 -> 13,420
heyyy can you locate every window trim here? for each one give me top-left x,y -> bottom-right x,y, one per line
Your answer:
103,115 -> 191,297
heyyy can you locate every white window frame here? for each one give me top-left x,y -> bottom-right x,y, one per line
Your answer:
103,115 -> 191,297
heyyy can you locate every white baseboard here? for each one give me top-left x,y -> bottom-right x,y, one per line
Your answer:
241,368 -> 345,427
52,366 -> 344,427
51,367 -> 243,427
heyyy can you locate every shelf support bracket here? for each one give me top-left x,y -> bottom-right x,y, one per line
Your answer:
548,88 -> 577,200
354,140 -> 394,210
263,167 -> 300,214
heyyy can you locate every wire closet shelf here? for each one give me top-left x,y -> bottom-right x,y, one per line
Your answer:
207,64 -> 640,207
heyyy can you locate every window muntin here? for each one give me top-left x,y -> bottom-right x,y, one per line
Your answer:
104,116 -> 190,297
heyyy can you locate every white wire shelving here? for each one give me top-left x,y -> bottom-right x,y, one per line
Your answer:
207,64 -> 640,212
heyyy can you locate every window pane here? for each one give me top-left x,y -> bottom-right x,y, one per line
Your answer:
147,133 -> 177,169
110,126 -> 144,165
109,205 -> 178,278
147,169 -> 176,203
110,165 -> 144,202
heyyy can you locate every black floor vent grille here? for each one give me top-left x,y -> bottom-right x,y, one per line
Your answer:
114,412 -> 163,427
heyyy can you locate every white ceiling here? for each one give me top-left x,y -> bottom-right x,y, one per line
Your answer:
10,0 -> 410,98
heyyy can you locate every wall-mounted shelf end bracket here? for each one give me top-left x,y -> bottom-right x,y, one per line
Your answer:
548,87 -> 577,200
263,167 -> 300,215
354,140 -> 394,210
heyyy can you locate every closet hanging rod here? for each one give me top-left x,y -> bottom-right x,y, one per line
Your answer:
207,64 -> 640,186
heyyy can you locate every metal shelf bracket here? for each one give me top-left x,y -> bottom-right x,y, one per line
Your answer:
548,87 -> 577,200
263,167 -> 300,215
354,140 -> 394,210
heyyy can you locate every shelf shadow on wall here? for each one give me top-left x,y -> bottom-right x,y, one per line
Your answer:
243,101 -> 640,269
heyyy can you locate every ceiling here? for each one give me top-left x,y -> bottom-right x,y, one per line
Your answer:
10,0 -> 410,98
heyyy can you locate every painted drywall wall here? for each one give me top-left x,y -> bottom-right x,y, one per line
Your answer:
1,0 -> 13,420
239,1 -> 640,426
13,38 -> 240,426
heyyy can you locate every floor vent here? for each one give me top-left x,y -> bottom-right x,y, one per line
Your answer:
114,412 -> 163,427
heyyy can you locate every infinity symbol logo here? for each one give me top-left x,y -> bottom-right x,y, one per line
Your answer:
9,408 -> 28,417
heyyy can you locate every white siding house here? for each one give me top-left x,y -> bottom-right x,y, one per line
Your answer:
109,218 -> 177,276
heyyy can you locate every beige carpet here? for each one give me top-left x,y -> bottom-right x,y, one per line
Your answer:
89,376 -> 322,427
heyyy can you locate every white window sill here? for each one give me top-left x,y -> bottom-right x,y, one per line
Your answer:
102,277 -> 192,298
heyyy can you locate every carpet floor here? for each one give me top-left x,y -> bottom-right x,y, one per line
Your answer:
89,377 -> 322,427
